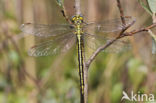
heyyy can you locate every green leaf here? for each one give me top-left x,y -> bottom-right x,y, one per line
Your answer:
138,0 -> 153,15
111,83 -> 123,103
148,30 -> 156,54
148,30 -> 156,41
147,0 -> 156,13
9,50 -> 20,67
152,38 -> 156,54
127,58 -> 147,91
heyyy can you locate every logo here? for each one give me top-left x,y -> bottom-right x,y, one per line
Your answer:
121,91 -> 155,102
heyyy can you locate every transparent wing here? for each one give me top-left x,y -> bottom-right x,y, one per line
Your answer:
28,33 -> 76,57
84,33 -> 131,53
84,16 -> 135,38
20,23 -> 74,37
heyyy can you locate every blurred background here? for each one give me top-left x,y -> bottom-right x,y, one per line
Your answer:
0,0 -> 156,103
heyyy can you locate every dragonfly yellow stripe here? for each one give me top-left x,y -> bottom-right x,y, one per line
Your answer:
72,15 -> 85,103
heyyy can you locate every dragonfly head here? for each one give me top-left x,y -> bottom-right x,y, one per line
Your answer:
71,15 -> 84,24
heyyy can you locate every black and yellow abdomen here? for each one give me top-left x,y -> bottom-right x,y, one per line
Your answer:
77,33 -> 85,102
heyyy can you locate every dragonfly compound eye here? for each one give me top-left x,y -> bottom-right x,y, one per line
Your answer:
79,16 -> 83,20
71,15 -> 84,24
79,15 -> 84,23
71,16 -> 76,22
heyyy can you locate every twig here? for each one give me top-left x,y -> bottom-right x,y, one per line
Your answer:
2,25 -> 22,57
86,21 -> 156,69
86,22 -> 156,69
86,38 -> 117,68
61,7 -> 72,24
116,0 -> 126,25
0,33 -> 26,51
86,18 -> 136,68
124,23 -> 156,36
75,0 -> 81,15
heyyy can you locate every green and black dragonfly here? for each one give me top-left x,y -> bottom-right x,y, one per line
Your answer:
20,14 -> 134,102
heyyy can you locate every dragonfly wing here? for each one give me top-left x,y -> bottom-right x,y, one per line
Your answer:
84,33 -> 131,53
104,39 -> 131,53
28,33 -> 76,56
84,16 -> 135,38
20,23 -> 74,37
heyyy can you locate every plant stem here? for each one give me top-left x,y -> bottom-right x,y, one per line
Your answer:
75,0 -> 81,15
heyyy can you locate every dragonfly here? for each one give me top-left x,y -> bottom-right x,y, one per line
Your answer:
20,14 -> 134,102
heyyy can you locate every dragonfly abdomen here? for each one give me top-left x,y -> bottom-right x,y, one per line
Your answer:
77,34 -> 85,103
